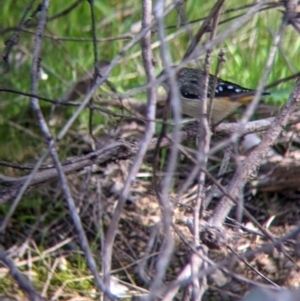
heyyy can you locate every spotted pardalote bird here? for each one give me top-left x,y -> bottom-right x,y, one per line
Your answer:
159,67 -> 270,124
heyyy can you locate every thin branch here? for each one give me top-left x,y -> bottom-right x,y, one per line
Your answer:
190,3 -> 224,300
1,0 -> 36,72
210,77 -> 300,227
87,0 -> 99,141
2,111 -> 300,203
53,0 -> 182,141
182,0 -> 224,61
183,0 -> 267,64
28,0 -> 115,298
46,0 -> 83,22
0,0 -> 84,35
19,28 -> 133,41
0,250 -> 47,301
146,1 -> 181,299
0,151 -> 48,233
102,0 -> 157,299
209,3 -> 296,227
265,71 -> 300,89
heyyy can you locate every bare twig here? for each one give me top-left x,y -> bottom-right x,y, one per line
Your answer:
18,29 -> 133,41
190,3 -> 224,300
183,0 -> 267,64
46,0 -> 83,22
204,145 -> 232,208
162,223 -> 300,301
0,0 -> 84,35
209,3 -> 297,227
53,0 -> 182,141
102,0 -> 157,299
0,250 -> 47,301
1,0 -> 36,72
145,1 -> 182,299
87,0 -> 99,141
0,151 -> 48,233
210,77 -> 300,227
182,0 -> 224,61
228,246 -> 280,287
27,0 -> 115,298
265,71 -> 300,90
2,110 -> 300,203
163,2 -> 278,33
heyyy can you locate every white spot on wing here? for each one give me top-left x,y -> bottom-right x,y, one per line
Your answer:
227,85 -> 233,89
235,88 -> 241,93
